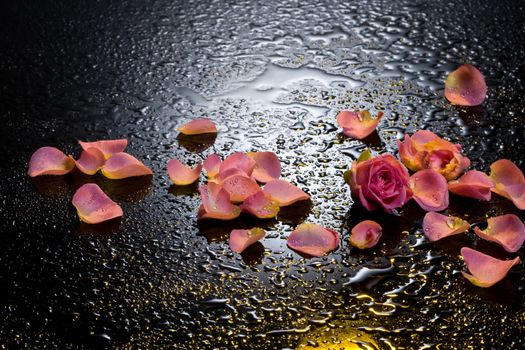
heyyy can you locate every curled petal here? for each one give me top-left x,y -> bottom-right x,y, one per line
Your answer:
247,151 -> 281,183
445,64 -> 487,106
240,191 -> 280,219
178,118 -> 217,135
336,110 -> 383,139
229,228 -> 265,253
461,247 -> 520,288
448,170 -> 494,201
409,169 -> 449,212
474,214 -> 525,253
167,158 -> 202,185
203,154 -> 221,179
422,212 -> 470,242
72,183 -> 123,224
28,146 -> 75,177
78,139 -> 128,160
219,152 -> 256,177
74,147 -> 105,175
263,179 -> 310,207
101,152 -> 153,179
198,183 -> 240,220
349,220 -> 382,249
221,174 -> 261,203
287,223 -> 339,257
490,159 -> 525,209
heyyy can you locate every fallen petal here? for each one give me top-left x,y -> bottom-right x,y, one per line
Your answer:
203,154 -> 221,179
247,151 -> 281,183
198,183 -> 240,220
490,159 -> 525,209
444,64 -> 487,106
474,214 -> 525,253
336,110 -> 384,139
409,169 -> 449,212
219,152 -> 256,177
167,158 -> 202,185
349,220 -> 382,249
74,147 -> 105,175
422,212 -> 470,242
461,247 -> 520,288
221,174 -> 261,203
72,183 -> 123,224
78,139 -> 128,160
229,228 -> 265,253
263,179 -> 310,207
178,118 -> 217,135
448,170 -> 494,201
287,223 -> 339,257
101,152 -> 153,179
28,146 -> 75,177
240,191 -> 280,219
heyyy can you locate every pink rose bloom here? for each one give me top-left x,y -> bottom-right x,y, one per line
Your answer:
345,151 -> 412,212
397,130 -> 470,181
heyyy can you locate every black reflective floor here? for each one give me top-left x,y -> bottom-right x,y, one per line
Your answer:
1,0 -> 524,348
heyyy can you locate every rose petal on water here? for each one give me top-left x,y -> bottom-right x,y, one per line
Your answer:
490,159 -> 525,209
101,152 -> 153,179
448,170 -> 494,201
72,183 -> 123,224
167,158 -> 202,185
221,174 -> 261,203
263,179 -> 310,207
474,214 -> 525,253
444,64 -> 487,106
336,110 -> 383,140
198,183 -> 240,220
461,247 -> 520,288
78,139 -> 128,160
74,147 -> 105,175
203,154 -> 221,179
177,118 -> 217,135
247,151 -> 281,183
349,220 -> 382,249
409,169 -> 449,211
229,228 -> 265,253
219,152 -> 256,177
422,212 -> 470,242
240,191 -> 280,219
28,146 -> 75,177
287,223 -> 339,257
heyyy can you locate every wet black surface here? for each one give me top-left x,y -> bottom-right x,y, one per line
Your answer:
1,0 -> 525,348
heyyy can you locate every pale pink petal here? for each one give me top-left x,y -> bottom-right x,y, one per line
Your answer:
336,110 -> 383,139
221,174 -> 261,203
490,159 -> 525,209
448,170 -> 494,201
444,64 -> 487,106
72,183 -> 123,224
213,167 -> 248,184
240,191 -> 280,219
247,152 -> 281,183
203,154 -> 221,179
74,147 -> 105,175
78,139 -> 128,160
198,183 -> 240,220
219,152 -> 256,177
422,212 -> 470,242
474,214 -> 525,253
263,179 -> 310,207
178,118 -> 217,135
409,169 -> 449,212
349,220 -> 382,249
167,158 -> 202,185
101,152 -> 153,179
461,247 -> 520,288
287,223 -> 339,257
229,228 -> 265,253
28,146 -> 75,177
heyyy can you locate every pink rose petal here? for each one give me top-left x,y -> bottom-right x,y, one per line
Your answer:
28,146 -> 75,177
240,191 -> 280,219
422,212 -> 470,242
409,169 -> 449,212
198,183 -> 240,220
263,179 -> 310,207
219,152 -> 256,177
203,154 -> 221,179
78,139 -> 128,160
178,118 -> 217,135
349,220 -> 382,249
490,159 -> 525,210
336,110 -> 384,139
221,174 -> 261,203
287,223 -> 339,257
461,247 -> 520,288
229,228 -> 265,253
445,64 -> 487,106
101,152 -> 153,179
448,170 -> 494,201
72,183 -> 123,224
74,147 -> 105,175
474,214 -> 525,253
247,152 -> 281,183
167,158 -> 202,185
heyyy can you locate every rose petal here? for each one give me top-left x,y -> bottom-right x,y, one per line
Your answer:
178,118 -> 217,135
219,152 -> 256,177
167,158 -> 202,185
247,152 -> 281,183
349,220 -> 382,249
221,174 -> 261,203
240,191 -> 280,219
422,212 -> 470,242
28,146 -> 75,177
409,169 -> 449,211
74,147 -> 105,175
263,179 -> 310,207
229,228 -> 265,253
203,154 -> 221,179
444,64 -> 487,106
287,223 -> 339,257
474,214 -> 525,253
336,110 -> 383,139
490,159 -> 525,209
461,247 -> 520,288
198,183 -> 240,220
448,170 -> 494,201
72,183 -> 123,224
101,152 -> 153,179
78,139 -> 128,160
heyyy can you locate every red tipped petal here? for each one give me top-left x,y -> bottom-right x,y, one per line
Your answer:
448,170 -> 494,201
263,179 -> 310,207
72,183 -> 123,224
198,183 -> 240,220
247,151 -> 281,183
409,169 -> 449,212
78,139 -> 128,160
219,152 -> 256,177
28,146 -> 75,177
349,220 -> 382,249
461,247 -> 520,288
221,174 -> 261,203
167,158 -> 202,185
101,152 -> 153,179
178,118 -> 217,135
474,214 -> 525,253
240,191 -> 280,219
287,223 -> 339,257
444,64 -> 487,106
203,154 -> 221,179
422,212 -> 470,242
74,147 -> 105,175
229,228 -> 265,253
336,110 -> 383,139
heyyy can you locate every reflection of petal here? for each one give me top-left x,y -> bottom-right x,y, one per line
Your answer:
30,175 -> 71,197
168,183 -> 199,196
474,214 -> 525,253
461,247 -> 520,288
287,223 -> 339,257
422,212 -> 470,242
177,133 -> 217,153
75,218 -> 121,236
